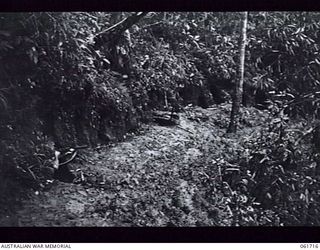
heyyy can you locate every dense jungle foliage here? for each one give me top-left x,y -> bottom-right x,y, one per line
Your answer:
1,12 -> 320,226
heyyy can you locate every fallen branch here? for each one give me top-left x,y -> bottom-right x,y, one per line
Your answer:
177,125 -> 194,134
59,151 -> 78,166
27,166 -> 37,180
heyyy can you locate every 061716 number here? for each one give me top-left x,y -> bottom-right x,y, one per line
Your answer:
300,244 -> 319,249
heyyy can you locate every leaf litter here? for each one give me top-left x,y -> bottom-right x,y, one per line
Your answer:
15,104 -> 270,226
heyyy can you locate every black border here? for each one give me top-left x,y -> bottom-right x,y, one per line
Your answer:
0,0 -> 320,12
0,227 -> 319,242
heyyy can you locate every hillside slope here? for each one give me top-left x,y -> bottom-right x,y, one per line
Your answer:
0,104 -> 274,227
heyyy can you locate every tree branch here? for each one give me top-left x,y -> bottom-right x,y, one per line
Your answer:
94,12 -> 148,47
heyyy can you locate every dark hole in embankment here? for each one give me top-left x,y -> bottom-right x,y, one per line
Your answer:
53,165 -> 75,183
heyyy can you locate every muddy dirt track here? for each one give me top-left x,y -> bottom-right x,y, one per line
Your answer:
4,105 -> 268,226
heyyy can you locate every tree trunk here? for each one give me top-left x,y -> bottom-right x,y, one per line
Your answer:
94,12 -> 148,48
93,12 -> 147,74
227,12 -> 248,133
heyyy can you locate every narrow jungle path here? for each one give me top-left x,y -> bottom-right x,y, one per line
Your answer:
13,104 -> 269,226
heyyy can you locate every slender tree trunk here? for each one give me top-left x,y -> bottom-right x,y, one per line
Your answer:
93,12 -> 147,74
94,12 -> 148,48
227,12 -> 248,133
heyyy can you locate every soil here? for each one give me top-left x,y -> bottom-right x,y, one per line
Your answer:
0,104 -> 270,226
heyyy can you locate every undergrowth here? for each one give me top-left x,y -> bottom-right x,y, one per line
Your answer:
213,107 -> 320,226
